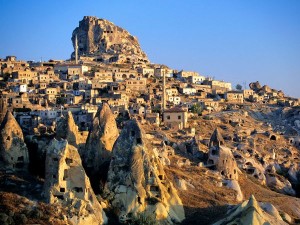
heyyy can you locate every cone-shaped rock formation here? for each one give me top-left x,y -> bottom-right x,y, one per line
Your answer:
83,103 -> 119,171
0,111 -> 29,171
44,139 -> 107,225
105,119 -> 185,224
214,195 -> 287,225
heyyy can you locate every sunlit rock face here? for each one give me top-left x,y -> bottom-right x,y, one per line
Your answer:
44,139 -> 107,225
83,103 -> 119,172
0,111 -> 29,171
214,195 -> 288,225
105,119 -> 185,224
71,16 -> 149,64
56,111 -> 87,153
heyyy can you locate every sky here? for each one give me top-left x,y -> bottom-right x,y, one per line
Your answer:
0,0 -> 299,97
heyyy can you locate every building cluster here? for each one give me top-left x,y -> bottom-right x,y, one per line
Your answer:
0,55 -> 299,134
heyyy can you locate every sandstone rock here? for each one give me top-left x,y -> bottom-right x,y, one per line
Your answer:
265,172 -> 296,196
288,163 -> 299,183
105,119 -> 185,224
72,16 -> 149,64
249,81 -> 262,92
0,96 -> 7,125
224,180 -> 243,202
214,195 -> 288,225
44,139 -> 107,225
56,111 -> 87,153
83,103 -> 119,172
207,128 -> 239,180
0,111 -> 29,171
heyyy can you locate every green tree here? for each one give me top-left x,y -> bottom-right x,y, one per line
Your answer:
236,84 -> 243,90
191,104 -> 203,115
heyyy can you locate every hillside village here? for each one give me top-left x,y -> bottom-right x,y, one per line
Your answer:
1,16 -> 300,225
1,53 -> 298,136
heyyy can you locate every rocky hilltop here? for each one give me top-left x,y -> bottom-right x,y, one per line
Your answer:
71,16 -> 149,64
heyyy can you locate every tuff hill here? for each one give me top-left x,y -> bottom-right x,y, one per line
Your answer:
71,16 -> 149,64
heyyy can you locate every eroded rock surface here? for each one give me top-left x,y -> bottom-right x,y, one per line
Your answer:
72,16 -> 149,64
44,139 -> 107,225
0,111 -> 29,171
105,119 -> 185,224
83,103 -> 119,171
56,111 -> 87,153
214,195 -> 288,225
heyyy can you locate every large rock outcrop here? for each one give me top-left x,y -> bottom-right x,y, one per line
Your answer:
83,103 -> 119,172
56,111 -> 87,153
72,16 -> 149,64
44,139 -> 107,225
207,128 -> 242,201
0,96 -> 7,125
0,111 -> 29,171
105,119 -> 185,224
214,195 -> 288,225
207,128 -> 239,180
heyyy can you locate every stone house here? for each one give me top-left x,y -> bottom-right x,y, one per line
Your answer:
225,91 -> 244,104
12,69 -> 38,84
129,103 -> 145,115
187,75 -> 205,84
154,68 -> 173,78
166,88 -> 178,96
54,64 -> 89,76
180,87 -> 196,95
137,67 -> 154,77
243,89 -> 254,99
94,70 -> 113,82
163,107 -> 188,129
168,96 -> 181,105
177,71 -> 199,79
203,79 -> 232,91
145,113 -> 160,126
125,78 -> 147,92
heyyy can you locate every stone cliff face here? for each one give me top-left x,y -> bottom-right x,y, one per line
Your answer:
71,16 -> 149,64
44,139 -> 107,225
83,103 -> 119,172
0,111 -> 29,171
105,119 -> 185,224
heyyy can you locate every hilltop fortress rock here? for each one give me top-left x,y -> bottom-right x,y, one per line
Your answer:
0,111 -> 29,171
105,119 -> 185,224
72,16 -> 149,64
44,139 -> 107,225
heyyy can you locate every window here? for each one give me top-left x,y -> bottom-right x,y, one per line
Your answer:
167,116 -> 170,120
178,115 -> 181,120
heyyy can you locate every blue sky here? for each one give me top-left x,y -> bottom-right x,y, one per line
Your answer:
0,0 -> 299,97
